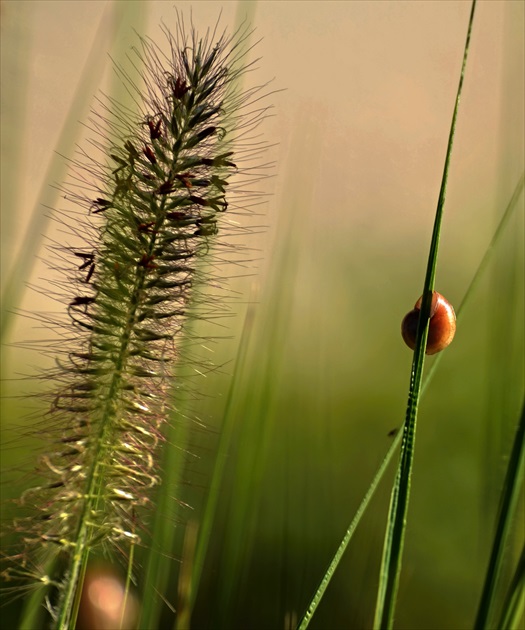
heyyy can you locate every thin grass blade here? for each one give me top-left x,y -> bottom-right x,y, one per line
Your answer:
474,401 -> 525,630
373,4 -> 477,627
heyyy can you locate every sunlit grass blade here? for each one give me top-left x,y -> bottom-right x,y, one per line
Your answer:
297,427 -> 403,630
4,9 -> 268,629
138,12 -> 263,627
474,401 -> 525,630
0,3 -> 116,343
215,235 -> 299,626
0,2 -> 30,298
373,3 -> 477,627
296,175 -> 524,629
498,545 -> 525,630
182,304 -> 257,624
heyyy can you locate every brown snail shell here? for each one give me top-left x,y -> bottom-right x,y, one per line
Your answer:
401,292 -> 456,355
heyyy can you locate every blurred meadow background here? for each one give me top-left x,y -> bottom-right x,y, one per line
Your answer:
1,1 -> 524,629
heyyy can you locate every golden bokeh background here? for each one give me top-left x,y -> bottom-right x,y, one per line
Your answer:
1,2 -> 523,628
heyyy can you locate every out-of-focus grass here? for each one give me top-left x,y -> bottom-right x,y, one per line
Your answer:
1,2 -> 524,629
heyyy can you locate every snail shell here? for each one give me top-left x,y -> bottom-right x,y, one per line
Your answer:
401,292 -> 456,355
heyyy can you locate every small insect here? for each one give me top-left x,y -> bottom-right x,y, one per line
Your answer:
401,291 -> 456,355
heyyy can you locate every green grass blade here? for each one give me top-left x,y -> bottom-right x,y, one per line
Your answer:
176,4 -> 260,622
0,2 -> 30,298
183,305 -> 257,621
474,401 -> 525,630
138,372 -> 195,630
297,427 -> 403,630
139,9 -> 264,626
215,237 -> 299,627
372,2 -> 478,628
498,545 -> 525,630
0,4 -> 115,343
296,169 -> 524,630
421,171 -> 524,394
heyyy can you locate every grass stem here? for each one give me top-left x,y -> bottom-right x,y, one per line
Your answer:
373,2 -> 477,627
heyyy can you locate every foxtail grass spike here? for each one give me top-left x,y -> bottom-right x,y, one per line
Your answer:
2,16 -> 269,630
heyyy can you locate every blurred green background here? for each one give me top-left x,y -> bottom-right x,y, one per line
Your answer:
1,1 -> 523,629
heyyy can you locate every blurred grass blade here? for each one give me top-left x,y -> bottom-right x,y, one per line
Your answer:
215,231 -> 299,626
177,4 -> 260,622
215,114 -> 321,626
183,304 -> 257,621
0,4 -> 116,342
422,171 -> 524,393
498,545 -> 524,630
139,10 -> 262,627
297,428 -> 404,630
0,2 -> 30,295
474,401 -> 525,630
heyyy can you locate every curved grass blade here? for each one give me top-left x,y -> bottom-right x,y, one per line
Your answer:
474,401 -> 525,630
498,545 -> 525,630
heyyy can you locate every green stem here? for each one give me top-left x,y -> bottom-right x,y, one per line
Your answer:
296,171 -> 524,630
56,248 -> 151,629
373,2 -> 477,628
498,545 -> 524,630
474,401 -> 525,630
